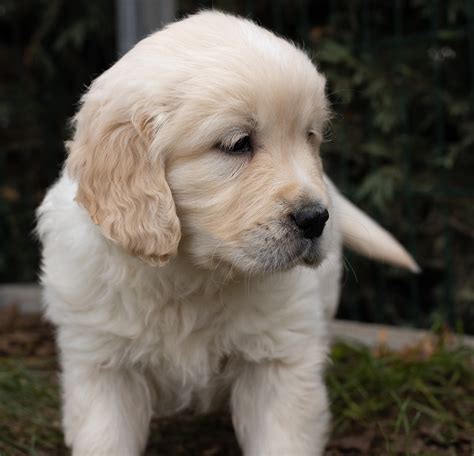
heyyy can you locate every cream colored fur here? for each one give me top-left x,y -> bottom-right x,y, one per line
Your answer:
333,186 -> 420,272
37,11 -> 417,456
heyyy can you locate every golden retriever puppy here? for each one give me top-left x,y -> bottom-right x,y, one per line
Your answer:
37,11 -> 418,456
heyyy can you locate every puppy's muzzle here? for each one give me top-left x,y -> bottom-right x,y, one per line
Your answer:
291,203 -> 329,239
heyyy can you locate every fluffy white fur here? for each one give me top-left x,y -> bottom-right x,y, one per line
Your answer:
37,11 -> 417,456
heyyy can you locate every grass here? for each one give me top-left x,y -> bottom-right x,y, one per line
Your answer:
0,341 -> 472,455
326,341 -> 474,454
0,358 -> 63,455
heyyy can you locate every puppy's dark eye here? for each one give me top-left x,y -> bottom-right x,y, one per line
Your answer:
221,135 -> 253,155
307,130 -> 322,145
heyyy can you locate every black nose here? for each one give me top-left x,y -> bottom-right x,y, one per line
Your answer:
291,204 -> 329,239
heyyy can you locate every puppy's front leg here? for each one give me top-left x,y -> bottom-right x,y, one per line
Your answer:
231,354 -> 329,456
61,359 -> 152,456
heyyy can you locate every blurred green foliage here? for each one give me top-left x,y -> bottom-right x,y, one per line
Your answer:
0,0 -> 473,331
0,0 -> 116,281
310,0 -> 474,332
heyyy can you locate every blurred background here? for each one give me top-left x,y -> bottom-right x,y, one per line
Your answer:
0,0 -> 473,333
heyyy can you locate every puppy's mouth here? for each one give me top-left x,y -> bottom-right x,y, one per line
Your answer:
301,241 -> 325,267
232,222 -> 327,274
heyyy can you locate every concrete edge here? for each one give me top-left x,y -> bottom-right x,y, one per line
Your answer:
0,283 -> 43,314
1,283 -> 473,350
330,319 -> 474,350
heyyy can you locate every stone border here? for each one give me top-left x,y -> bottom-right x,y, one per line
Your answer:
1,283 -> 473,349
330,319 -> 474,350
0,283 -> 43,314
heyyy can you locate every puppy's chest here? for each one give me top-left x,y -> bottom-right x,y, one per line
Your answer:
123,270 -> 319,390
129,292 -> 235,382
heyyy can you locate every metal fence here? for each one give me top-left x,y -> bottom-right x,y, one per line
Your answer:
1,0 -> 473,332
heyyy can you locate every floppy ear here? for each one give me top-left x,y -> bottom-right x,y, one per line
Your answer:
66,104 -> 181,266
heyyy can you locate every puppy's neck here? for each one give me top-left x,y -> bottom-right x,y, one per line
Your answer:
151,254 -> 244,301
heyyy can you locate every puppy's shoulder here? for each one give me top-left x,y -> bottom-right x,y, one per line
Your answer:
37,173 -> 95,244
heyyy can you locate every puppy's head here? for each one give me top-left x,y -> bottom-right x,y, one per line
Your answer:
67,11 -> 333,274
